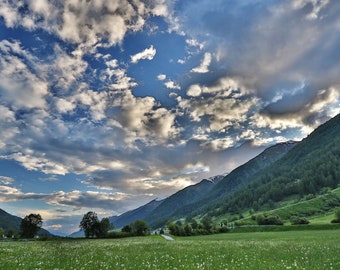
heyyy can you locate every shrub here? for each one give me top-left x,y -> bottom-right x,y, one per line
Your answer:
256,214 -> 283,225
331,207 -> 340,223
290,216 -> 310,225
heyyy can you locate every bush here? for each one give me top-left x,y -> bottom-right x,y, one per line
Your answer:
290,216 -> 310,225
256,214 -> 283,225
331,207 -> 340,223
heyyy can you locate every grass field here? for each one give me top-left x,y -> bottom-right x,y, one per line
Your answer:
1,229 -> 339,269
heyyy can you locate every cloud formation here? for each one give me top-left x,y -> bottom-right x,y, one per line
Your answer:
131,45 -> 157,63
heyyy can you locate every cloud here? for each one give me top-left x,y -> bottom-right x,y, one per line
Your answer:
130,45 -> 157,64
0,40 -> 48,110
171,0 -> 340,138
111,90 -> 180,144
157,74 -> 167,80
187,84 -> 202,97
164,80 -> 181,90
180,78 -> 257,132
0,182 -> 136,211
191,52 -> 212,73
0,1 -> 169,53
0,176 -> 14,185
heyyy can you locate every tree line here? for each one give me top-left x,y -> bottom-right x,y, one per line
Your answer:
79,211 -> 149,238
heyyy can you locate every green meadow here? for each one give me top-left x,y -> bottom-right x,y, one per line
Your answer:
1,229 -> 339,270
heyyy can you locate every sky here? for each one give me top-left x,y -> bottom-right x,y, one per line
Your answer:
0,0 -> 340,236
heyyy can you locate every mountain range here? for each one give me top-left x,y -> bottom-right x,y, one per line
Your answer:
101,141 -> 297,230
105,113 -> 340,229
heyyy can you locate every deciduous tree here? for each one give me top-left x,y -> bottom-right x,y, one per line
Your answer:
20,213 -> 43,238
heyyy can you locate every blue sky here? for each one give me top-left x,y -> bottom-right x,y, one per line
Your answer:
1,0 -> 340,235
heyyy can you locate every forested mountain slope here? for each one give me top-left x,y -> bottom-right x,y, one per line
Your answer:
204,113 -> 340,218
109,199 -> 164,229
146,176 -> 224,228
163,141 -> 297,223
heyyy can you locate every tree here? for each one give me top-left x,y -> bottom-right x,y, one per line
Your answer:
0,227 -> 4,238
20,213 -> 43,238
331,207 -> 340,223
6,229 -> 15,238
290,216 -> 310,225
191,219 -> 198,230
80,211 -> 99,238
131,220 -> 148,236
80,212 -> 114,238
201,215 -> 213,232
121,225 -> 132,233
256,214 -> 283,225
98,217 -> 113,238
167,221 -> 179,236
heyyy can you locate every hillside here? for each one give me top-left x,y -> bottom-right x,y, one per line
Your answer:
203,113 -> 340,219
0,208 -> 22,232
0,208 -> 52,236
162,141 -> 297,223
109,199 -> 164,229
146,175 -> 225,228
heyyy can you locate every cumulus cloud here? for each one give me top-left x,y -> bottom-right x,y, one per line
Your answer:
157,74 -> 167,80
191,52 -> 212,73
172,0 -> 340,139
0,0 -> 169,52
111,90 -> 180,144
164,80 -> 181,90
0,40 -> 48,110
130,45 -> 157,63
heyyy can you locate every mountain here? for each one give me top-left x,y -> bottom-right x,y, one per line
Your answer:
202,113 -> 340,219
101,141 -> 297,229
0,208 -> 22,232
146,175 -> 225,228
68,230 -> 84,238
209,115 -> 340,215
109,199 -> 164,229
0,208 -> 52,236
164,140 -> 298,222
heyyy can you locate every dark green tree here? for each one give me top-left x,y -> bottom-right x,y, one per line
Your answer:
6,229 -> 15,238
121,225 -> 132,233
290,216 -> 310,225
131,220 -> 148,236
98,217 -> 113,238
331,207 -> 340,223
80,211 -> 99,238
20,213 -> 43,238
201,215 -> 213,232
191,219 -> 198,230
167,221 -> 179,235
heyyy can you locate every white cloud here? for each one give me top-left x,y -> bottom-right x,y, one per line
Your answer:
55,98 -> 76,114
112,90 -> 180,144
0,176 -> 14,185
164,80 -> 181,90
201,137 -> 235,152
186,39 -> 204,50
0,40 -> 48,110
191,52 -> 212,73
187,84 -> 202,97
131,45 -> 157,63
0,1 -> 169,53
157,74 -> 167,80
